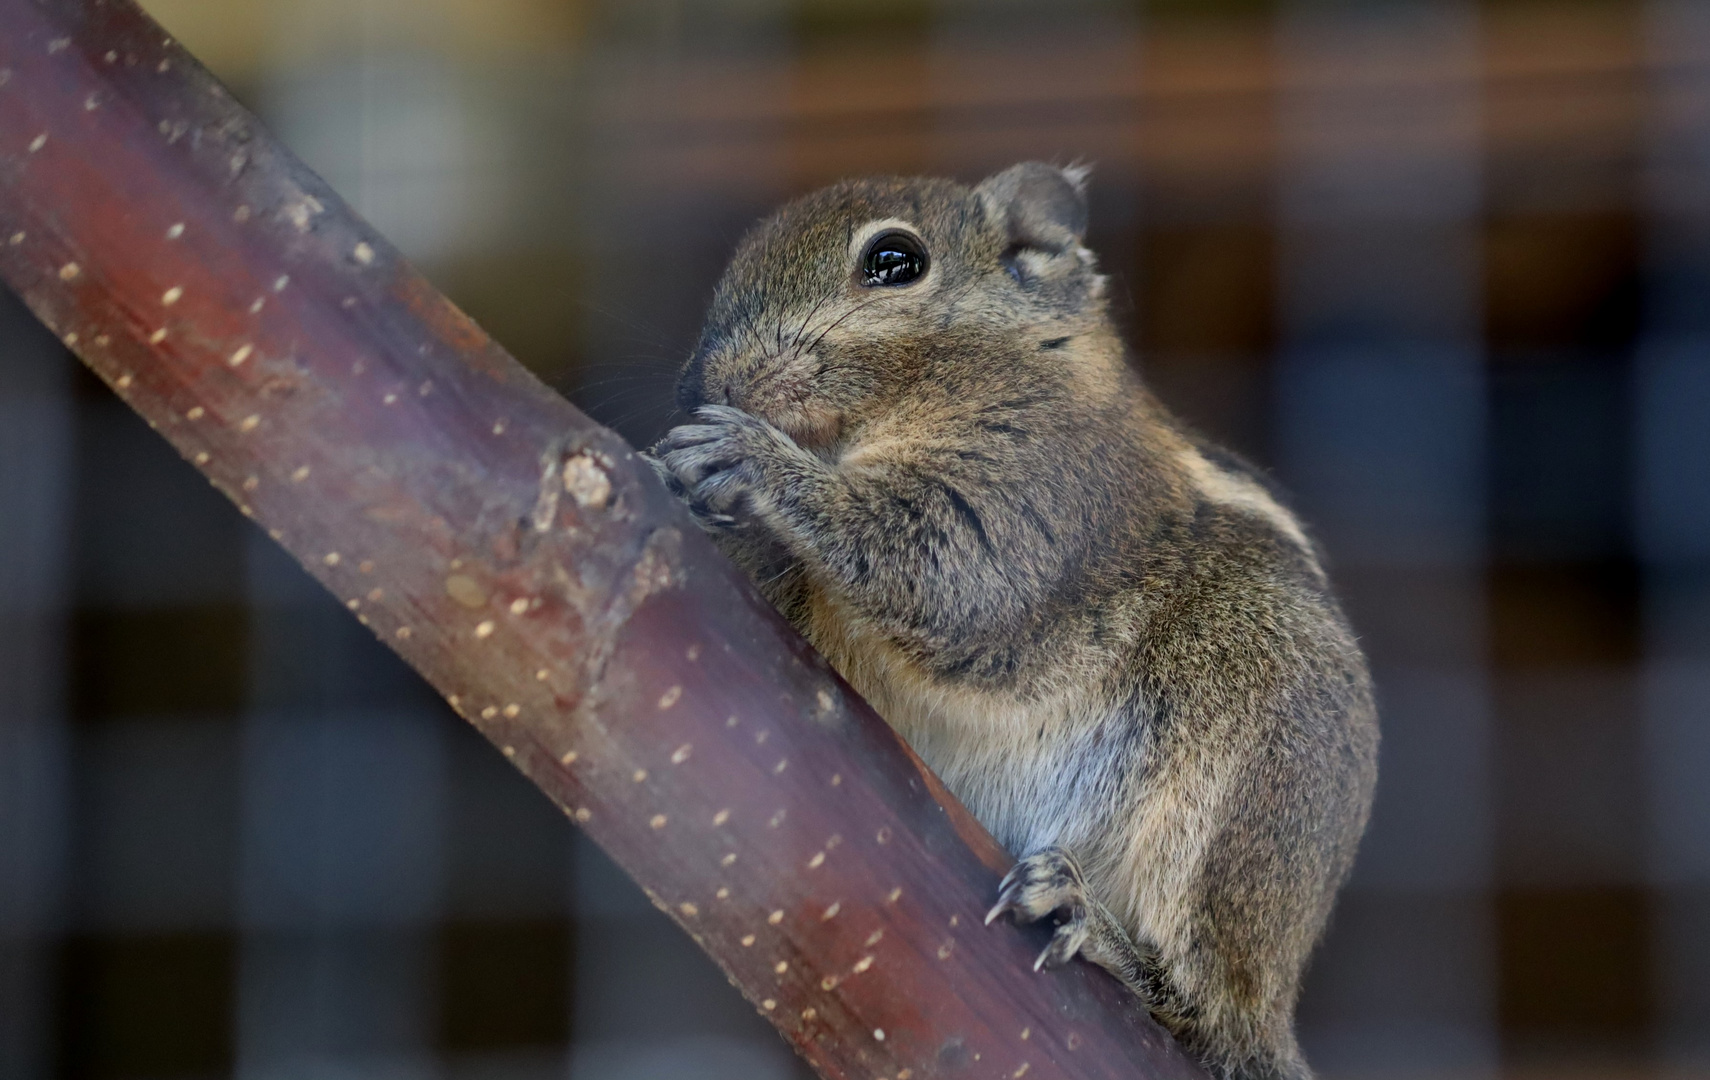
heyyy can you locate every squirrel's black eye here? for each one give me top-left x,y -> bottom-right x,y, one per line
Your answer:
861,230 -> 928,287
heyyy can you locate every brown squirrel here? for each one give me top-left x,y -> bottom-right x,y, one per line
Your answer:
647,163 -> 1379,1080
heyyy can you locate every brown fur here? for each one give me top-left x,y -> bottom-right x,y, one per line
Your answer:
649,163 -> 1379,1080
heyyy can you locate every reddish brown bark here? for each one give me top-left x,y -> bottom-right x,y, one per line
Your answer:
0,3 -> 1206,1078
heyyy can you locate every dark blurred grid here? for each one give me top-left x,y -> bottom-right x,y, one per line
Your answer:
3,0 -> 1710,1077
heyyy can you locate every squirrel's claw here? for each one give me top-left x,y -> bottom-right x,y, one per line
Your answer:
989,847 -> 1087,925
1034,909 -> 1092,971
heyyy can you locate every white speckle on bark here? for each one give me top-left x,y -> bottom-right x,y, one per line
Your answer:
193,451 -> 210,465
509,597 -> 528,615
104,50 -> 117,63
773,759 -> 788,775
821,902 -> 840,921
876,827 -> 892,844
186,406 -> 204,421
157,59 -> 170,73
671,744 -> 692,765
57,262 -> 78,281
502,703 -> 519,719
162,286 -> 183,306
346,599 -> 360,611
808,852 -> 825,869
284,196 -> 323,232
680,902 -> 698,917
889,888 -> 904,904
686,644 -> 702,661
563,453 -> 612,509
865,929 -> 884,947
84,93 -> 100,111
7,232 -> 23,245
768,910 -> 784,925
1020,1027 -> 1030,1040
720,852 -> 737,867
1013,1063 -> 1031,1077
167,223 -> 185,240
492,420 -> 507,435
632,769 -> 647,783
853,955 -> 874,974
726,715 -> 739,728
740,934 -> 755,947
149,328 -> 168,344
755,731 -> 769,745
773,961 -> 787,974
761,999 -> 776,1011
560,750 -> 577,765
239,415 -> 259,433
502,745 -> 516,758
768,809 -> 785,828
383,392 -> 397,405
395,626 -> 412,640
820,975 -> 838,991
474,620 -> 495,639
650,814 -> 667,829
249,297 -> 265,314
716,887 -> 730,900
658,685 -> 682,710
273,275 -> 289,292
353,242 -> 374,265
574,808 -> 591,822
950,915 -> 960,927
290,466 -> 310,483
937,940 -> 953,960
47,38 -> 70,53
242,475 -> 258,491
803,1008 -> 818,1022
535,668 -> 551,682
63,332 -> 78,346
481,706 -> 498,720
446,576 -> 486,608
232,204 -> 250,222
29,134 -> 47,154
323,552 -> 340,566
229,345 -> 252,367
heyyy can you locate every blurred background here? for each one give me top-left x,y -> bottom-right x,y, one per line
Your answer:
2,0 -> 1708,1077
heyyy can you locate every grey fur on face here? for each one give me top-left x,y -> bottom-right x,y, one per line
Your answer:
651,162 -> 1379,1080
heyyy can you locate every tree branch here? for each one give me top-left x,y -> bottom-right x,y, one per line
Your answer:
0,3 -> 1206,1077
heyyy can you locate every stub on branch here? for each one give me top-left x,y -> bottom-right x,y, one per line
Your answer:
0,2 -> 1206,1078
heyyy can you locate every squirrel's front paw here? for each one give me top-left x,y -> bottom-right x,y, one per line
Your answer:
653,405 -> 800,524
642,447 -> 738,532
986,847 -> 1094,972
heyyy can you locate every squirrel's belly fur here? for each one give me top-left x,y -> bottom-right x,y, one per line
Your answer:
806,555 -> 1270,1005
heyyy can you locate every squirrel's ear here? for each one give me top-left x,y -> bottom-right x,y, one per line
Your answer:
976,162 -> 1090,253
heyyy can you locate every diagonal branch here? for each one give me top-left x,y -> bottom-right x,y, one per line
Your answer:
0,3 -> 1205,1077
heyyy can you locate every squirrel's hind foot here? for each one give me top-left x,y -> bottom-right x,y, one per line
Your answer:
986,847 -> 1147,981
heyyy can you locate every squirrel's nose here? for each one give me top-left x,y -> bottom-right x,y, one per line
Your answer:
674,376 -> 733,414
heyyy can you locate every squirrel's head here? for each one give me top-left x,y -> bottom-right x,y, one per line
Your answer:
677,162 -> 1107,448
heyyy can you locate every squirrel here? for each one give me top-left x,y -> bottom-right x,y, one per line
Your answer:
646,162 -> 1379,1080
